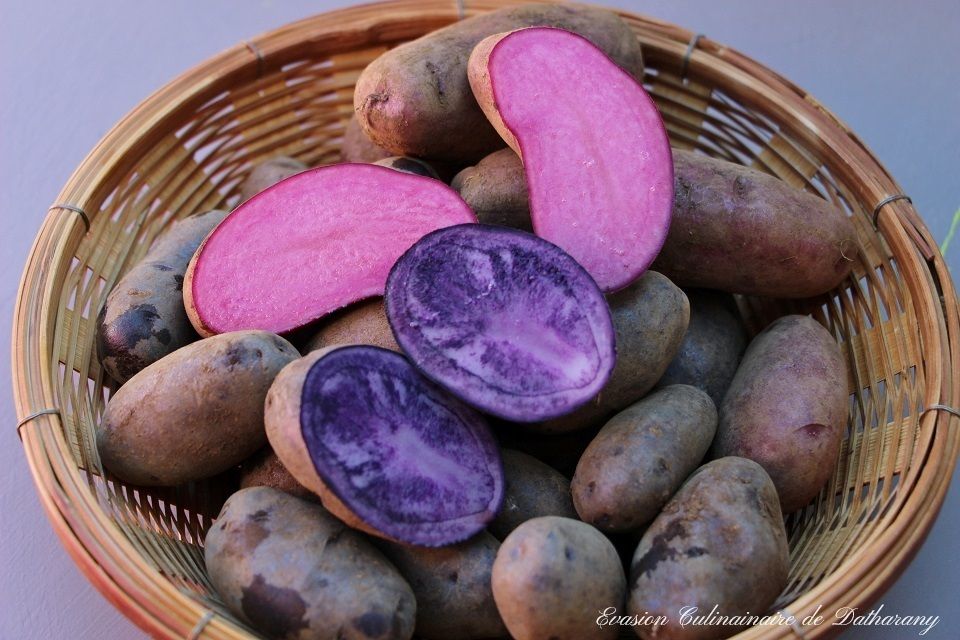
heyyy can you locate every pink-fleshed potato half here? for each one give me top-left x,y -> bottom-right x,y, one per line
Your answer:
468,27 -> 673,292
185,164 -> 476,337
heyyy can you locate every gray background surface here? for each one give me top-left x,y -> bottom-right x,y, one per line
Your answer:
1,1 -> 957,638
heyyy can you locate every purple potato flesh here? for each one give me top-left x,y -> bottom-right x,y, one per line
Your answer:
300,345 -> 503,546
385,224 -> 616,422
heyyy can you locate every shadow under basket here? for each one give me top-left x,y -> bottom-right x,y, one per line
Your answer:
12,1 -> 960,638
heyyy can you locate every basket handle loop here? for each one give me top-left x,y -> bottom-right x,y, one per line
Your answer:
872,194 -> 912,228
48,204 -> 90,233
680,33 -> 705,81
16,408 -> 60,441
243,41 -> 265,79
923,404 -> 960,419
187,610 -> 215,640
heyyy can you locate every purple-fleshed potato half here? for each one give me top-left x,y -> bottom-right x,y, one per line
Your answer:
385,224 -> 616,422
266,345 -> 504,547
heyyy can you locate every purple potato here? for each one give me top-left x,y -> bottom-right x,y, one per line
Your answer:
492,516 -> 626,640
657,289 -> 747,406
628,457 -> 789,640
712,314 -> 847,513
205,487 -> 416,640
96,209 -> 228,383
97,330 -> 298,486
489,449 -> 577,540
451,149 -> 531,230
538,271 -> 689,433
239,447 -> 315,501
376,532 -> 507,639
265,345 -> 504,547
571,385 -> 717,532
302,298 -> 399,354
342,115 -> 394,163
385,224 -> 616,422
239,156 -> 308,202
373,156 -> 441,180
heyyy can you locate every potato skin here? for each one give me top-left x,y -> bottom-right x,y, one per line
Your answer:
493,516 -> 625,640
96,209 -> 228,383
97,330 -> 298,485
302,298 -> 399,353
538,271 -> 689,433
354,3 -> 644,164
240,156 -> 308,202
240,447 -> 315,501
489,449 -> 576,539
377,532 -> 506,640
205,487 -> 416,640
628,457 -> 789,640
342,115 -> 394,163
495,423 -> 600,477
451,149 -> 531,230
653,150 -> 856,297
712,315 -> 847,513
657,290 -> 747,406
572,385 -> 717,532
372,156 -> 440,180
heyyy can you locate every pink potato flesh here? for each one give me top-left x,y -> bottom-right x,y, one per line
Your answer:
186,164 -> 476,336
472,28 -> 673,292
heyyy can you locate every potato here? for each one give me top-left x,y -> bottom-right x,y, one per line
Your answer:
653,149 -> 857,297
96,209 -> 228,383
495,423 -> 600,477
385,224 -> 615,423
538,271 -> 689,433
451,149 -> 531,230
467,28 -> 672,292
205,487 -> 416,640
265,346 -> 503,547
712,314 -> 847,513
628,457 -> 789,640
97,330 -> 298,485
302,298 -> 399,354
657,289 -> 747,406
354,3 -> 644,164
342,114 -> 394,163
185,165 -> 476,337
489,449 -> 577,539
373,156 -> 440,179
492,516 -> 625,640
444,147 -> 856,297
239,447 -> 315,501
377,532 -> 506,640
572,385 -> 717,532
240,156 -> 308,202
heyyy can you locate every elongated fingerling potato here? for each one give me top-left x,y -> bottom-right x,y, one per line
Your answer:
713,314 -> 847,513
96,209 -> 228,382
97,330 -> 298,486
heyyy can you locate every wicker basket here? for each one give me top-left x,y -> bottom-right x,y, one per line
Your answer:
12,1 -> 959,638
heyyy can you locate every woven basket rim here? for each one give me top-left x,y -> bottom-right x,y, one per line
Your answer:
12,1 -> 960,638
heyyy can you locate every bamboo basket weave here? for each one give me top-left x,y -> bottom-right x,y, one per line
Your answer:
12,1 -> 960,638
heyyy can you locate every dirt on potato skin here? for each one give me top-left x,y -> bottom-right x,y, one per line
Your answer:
96,209 -> 228,383
205,487 -> 417,640
627,457 -> 789,640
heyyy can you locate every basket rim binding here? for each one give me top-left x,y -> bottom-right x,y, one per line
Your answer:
11,1 -> 960,638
